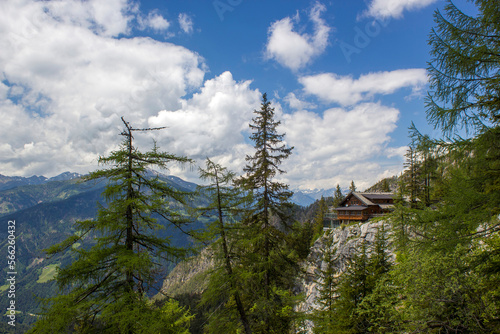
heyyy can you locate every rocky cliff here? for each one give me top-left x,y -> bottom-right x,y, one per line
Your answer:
297,220 -> 392,333
156,220 -> 391,332
156,246 -> 215,299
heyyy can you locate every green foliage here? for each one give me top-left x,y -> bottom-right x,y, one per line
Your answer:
313,235 -> 339,334
313,226 -> 393,334
36,263 -> 59,283
289,220 -> 315,260
234,93 -> 300,333
349,181 -> 356,192
196,158 -> 252,334
29,118 -> 194,333
333,184 -> 344,207
386,1 -> 500,332
427,0 -> 500,135
312,196 -> 327,240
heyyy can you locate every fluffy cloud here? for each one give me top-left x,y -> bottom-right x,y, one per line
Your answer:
178,13 -> 194,34
299,69 -> 427,106
148,71 -> 261,173
0,0 -> 410,192
34,0 -> 135,37
0,0 -> 204,177
363,0 -> 438,19
280,102 -> 403,190
265,2 -> 331,71
284,92 -> 316,110
142,11 -> 170,31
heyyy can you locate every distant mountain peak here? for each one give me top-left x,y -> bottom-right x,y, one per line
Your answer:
48,172 -> 82,182
0,171 -> 82,191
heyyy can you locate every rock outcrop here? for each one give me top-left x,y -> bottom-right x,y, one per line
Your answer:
297,220 -> 391,332
156,220 -> 391,333
157,246 -> 215,299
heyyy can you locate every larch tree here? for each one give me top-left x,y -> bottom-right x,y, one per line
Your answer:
196,158 -> 252,334
390,1 -> 500,332
29,117 -> 194,334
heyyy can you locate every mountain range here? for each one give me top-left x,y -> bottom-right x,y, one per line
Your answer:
0,171 -> 338,207
0,172 -> 204,329
0,172 -> 81,192
291,187 -> 348,207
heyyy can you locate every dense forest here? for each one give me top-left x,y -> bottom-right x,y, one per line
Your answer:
10,0 -> 500,333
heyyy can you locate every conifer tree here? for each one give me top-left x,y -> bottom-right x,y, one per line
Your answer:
403,145 -> 418,207
381,179 -> 391,193
235,93 -> 298,333
333,241 -> 371,333
330,228 -> 392,334
333,184 -> 344,207
29,117 -> 193,333
196,159 -> 252,334
313,234 -> 339,334
349,180 -> 357,192
389,1 -> 500,331
358,225 -> 398,333
313,196 -> 327,238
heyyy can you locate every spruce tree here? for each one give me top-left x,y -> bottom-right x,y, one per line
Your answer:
235,93 -> 298,333
381,179 -> 391,193
331,228 -> 393,334
333,241 -> 372,333
312,196 -> 327,238
333,184 -> 344,207
313,234 -> 339,334
349,180 -> 357,192
29,117 -> 193,333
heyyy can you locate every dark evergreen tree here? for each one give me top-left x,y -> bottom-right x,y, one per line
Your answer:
235,93 -> 298,333
330,226 -> 393,334
403,144 -> 418,207
29,117 -> 193,333
358,225 -> 398,333
349,180 -> 357,192
333,184 -> 344,207
312,196 -> 327,239
333,241 -> 372,333
381,179 -> 391,193
313,234 -> 339,334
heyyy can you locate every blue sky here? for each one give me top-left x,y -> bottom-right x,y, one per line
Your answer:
0,0 -> 476,190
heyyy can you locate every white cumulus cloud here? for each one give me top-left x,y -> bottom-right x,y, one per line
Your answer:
363,0 -> 438,19
148,71 -> 261,174
265,2 -> 331,71
280,102 -> 403,190
299,68 -> 428,106
284,92 -> 316,110
0,0 -> 204,177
